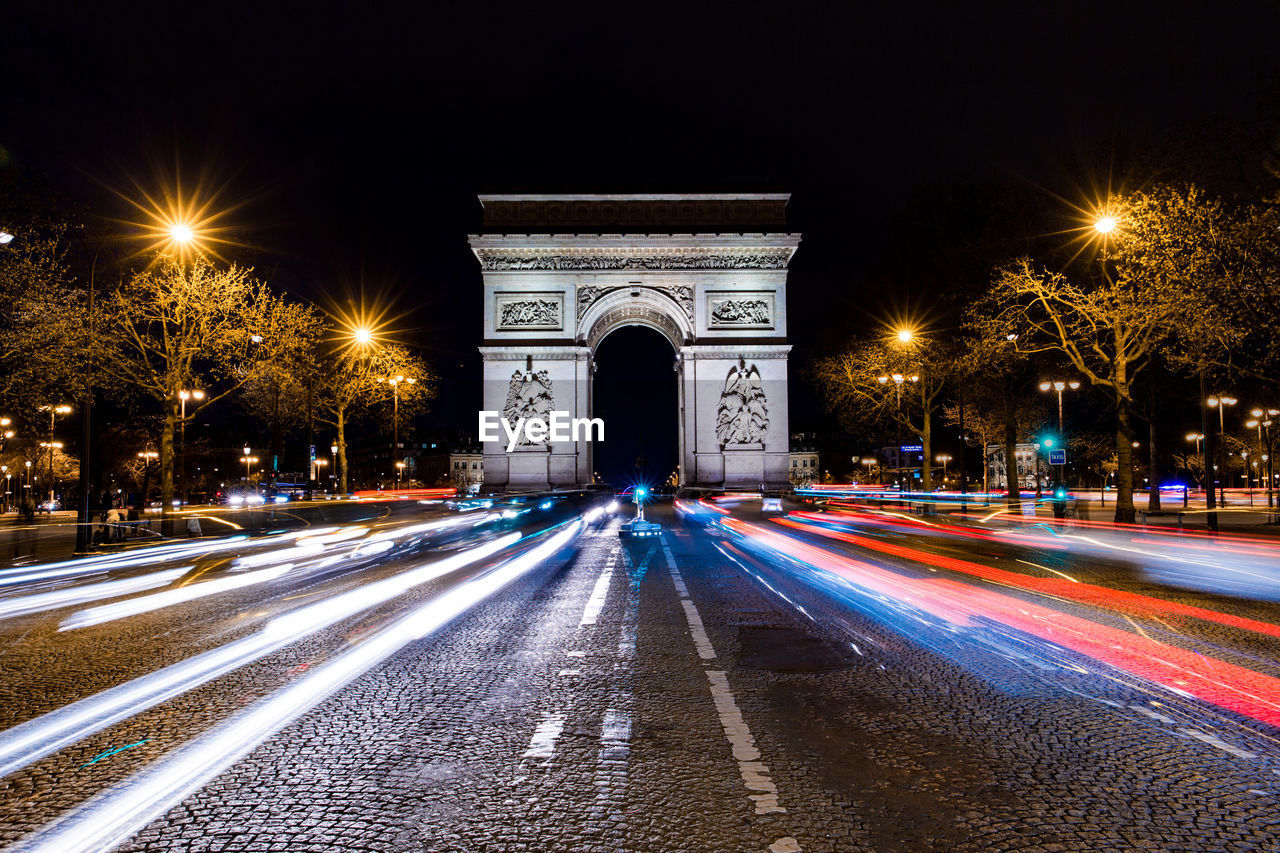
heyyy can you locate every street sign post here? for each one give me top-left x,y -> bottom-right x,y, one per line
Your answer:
1049,449 -> 1066,465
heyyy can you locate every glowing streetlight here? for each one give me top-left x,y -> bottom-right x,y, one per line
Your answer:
1094,216 -> 1117,234
177,389 -> 205,506
170,223 -> 195,244
896,329 -> 914,344
39,404 -> 72,505
0,232 -> 13,245
377,374 -> 417,484
353,327 -> 373,346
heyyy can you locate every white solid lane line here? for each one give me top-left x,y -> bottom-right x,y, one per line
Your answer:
661,540 -> 800,847
706,670 -> 784,814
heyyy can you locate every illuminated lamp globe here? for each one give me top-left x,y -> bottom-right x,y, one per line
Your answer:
353,327 -> 373,345
1094,216 -> 1117,235
170,223 -> 195,244
896,329 -> 914,343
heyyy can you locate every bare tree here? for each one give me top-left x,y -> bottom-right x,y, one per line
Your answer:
976,258 -> 1181,523
104,259 -> 315,521
812,334 -> 957,492
315,342 -> 435,493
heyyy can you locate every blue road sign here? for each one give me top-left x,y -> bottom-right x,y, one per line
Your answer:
1049,449 -> 1067,465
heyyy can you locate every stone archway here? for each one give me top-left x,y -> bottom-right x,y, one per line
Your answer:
471,194 -> 797,491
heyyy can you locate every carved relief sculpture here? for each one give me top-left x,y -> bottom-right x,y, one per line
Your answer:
710,297 -> 771,326
576,283 -> 696,324
716,358 -> 769,447
503,370 -> 555,447
499,299 -> 561,327
667,285 -> 694,321
576,286 -> 609,320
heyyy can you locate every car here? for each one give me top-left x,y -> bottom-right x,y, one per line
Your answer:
38,499 -> 61,512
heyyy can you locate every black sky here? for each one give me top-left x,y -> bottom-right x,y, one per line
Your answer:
4,2 -> 1279,433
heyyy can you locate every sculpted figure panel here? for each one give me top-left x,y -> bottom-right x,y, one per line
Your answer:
709,295 -> 773,328
716,358 -> 769,447
502,370 -> 555,446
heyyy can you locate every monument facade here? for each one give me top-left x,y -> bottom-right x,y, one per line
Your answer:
471,194 -> 798,490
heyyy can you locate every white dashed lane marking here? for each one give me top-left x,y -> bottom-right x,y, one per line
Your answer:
580,567 -> 614,626
523,712 -> 566,760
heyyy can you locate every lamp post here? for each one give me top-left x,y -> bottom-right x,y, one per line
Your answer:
878,372 -> 918,488
1039,379 -> 1080,485
395,460 -> 406,488
1207,395 -> 1237,506
1,465 -> 8,513
178,389 -> 205,507
1247,408 -> 1279,511
241,448 -> 258,483
39,404 -> 72,506
936,454 -> 951,485
314,458 -> 328,493
376,374 -> 416,486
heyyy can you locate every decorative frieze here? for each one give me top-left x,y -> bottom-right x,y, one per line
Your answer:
478,251 -> 793,272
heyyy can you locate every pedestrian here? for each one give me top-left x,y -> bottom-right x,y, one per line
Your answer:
105,505 -> 123,543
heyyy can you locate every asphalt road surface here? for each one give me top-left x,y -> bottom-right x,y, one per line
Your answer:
0,496 -> 1278,852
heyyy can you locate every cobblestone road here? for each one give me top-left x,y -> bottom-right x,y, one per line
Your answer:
1,499 -> 1279,851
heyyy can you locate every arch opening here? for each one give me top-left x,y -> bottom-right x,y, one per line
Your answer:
591,325 -> 678,488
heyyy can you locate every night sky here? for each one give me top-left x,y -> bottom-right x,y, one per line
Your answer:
5,3 -> 1279,450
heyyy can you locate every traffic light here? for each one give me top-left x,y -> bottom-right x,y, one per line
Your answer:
1054,486 -> 1067,500
635,486 -> 648,500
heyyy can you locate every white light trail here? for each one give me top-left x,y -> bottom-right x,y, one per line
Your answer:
59,564 -> 296,631
0,568 -> 190,621
12,519 -> 584,853
0,530 -> 520,779
0,537 -> 250,588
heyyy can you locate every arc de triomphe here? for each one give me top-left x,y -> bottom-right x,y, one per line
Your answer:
471,194 -> 797,490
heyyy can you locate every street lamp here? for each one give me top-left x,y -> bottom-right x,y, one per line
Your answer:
38,404 -> 72,506
936,454 -> 952,484
395,460 -> 406,487
877,372 -> 919,488
178,389 -> 205,507
1246,407 -> 1279,509
896,328 -> 914,344
0,231 -> 13,244
1094,216 -> 1117,234
1038,379 -> 1080,485
1207,395 -> 1238,504
241,448 -> 258,482
377,374 -> 417,485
